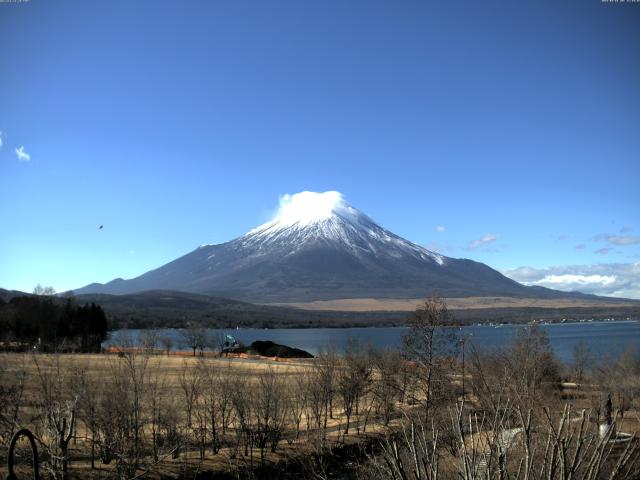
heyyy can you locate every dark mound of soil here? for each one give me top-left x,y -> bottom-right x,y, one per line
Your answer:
248,340 -> 313,358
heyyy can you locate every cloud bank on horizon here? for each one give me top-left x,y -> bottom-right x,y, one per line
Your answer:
504,263 -> 640,299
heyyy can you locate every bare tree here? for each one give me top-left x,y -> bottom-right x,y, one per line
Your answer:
198,358 -> 234,455
198,359 -> 219,455
301,347 -> 339,449
229,374 -> 252,460
289,374 -> 308,440
509,325 -> 560,408
370,399 -> 640,480
402,297 -> 458,418
33,284 -> 57,296
160,334 -> 174,355
597,345 -> 640,421
469,325 -> 560,418
572,339 -> 592,383
254,367 -> 289,462
146,358 -> 170,462
371,348 -> 403,426
180,327 -> 208,356
32,353 -> 76,480
102,350 -> 150,478
139,330 -> 159,354
208,330 -> 228,356
337,342 -> 372,435
216,361 -> 236,438
178,359 -> 202,430
73,365 -> 101,469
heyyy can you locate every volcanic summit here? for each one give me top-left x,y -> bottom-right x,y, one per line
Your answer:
74,191 -> 583,302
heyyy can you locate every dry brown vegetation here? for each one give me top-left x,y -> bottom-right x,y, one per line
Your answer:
269,296 -> 640,312
0,299 -> 639,480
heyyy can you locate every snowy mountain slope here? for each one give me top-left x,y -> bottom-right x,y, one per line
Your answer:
74,191 -> 587,302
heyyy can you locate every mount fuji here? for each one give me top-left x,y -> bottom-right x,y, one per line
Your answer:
74,191 -> 587,302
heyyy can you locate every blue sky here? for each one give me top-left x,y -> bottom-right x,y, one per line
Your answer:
1,0 -> 639,297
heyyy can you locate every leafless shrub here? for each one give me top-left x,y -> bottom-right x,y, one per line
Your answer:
468,325 -> 561,418
370,400 -> 640,480
596,346 -> 640,421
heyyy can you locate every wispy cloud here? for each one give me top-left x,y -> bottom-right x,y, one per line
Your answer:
595,247 -> 612,255
575,244 -> 586,250
468,233 -> 497,250
620,226 -> 634,233
15,145 -> 30,162
607,236 -> 640,246
0,131 -> 3,148
592,234 -> 607,242
503,262 -> 640,299
435,225 -> 446,233
593,233 -> 640,247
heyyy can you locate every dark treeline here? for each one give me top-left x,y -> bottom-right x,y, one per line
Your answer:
0,294 -> 108,352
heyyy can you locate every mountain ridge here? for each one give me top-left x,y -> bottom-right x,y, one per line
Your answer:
72,191 -> 603,302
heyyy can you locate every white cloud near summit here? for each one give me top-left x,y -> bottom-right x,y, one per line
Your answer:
503,263 -> 640,299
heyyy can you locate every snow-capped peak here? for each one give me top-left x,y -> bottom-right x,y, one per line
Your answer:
242,190 -> 446,266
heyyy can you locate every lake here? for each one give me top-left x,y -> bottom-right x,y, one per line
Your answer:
105,320 -> 640,364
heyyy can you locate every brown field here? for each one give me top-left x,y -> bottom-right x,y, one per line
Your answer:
268,295 -> 640,312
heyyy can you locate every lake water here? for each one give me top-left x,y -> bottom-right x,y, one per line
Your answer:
105,320 -> 639,364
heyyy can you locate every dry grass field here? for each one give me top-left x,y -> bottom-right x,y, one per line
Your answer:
270,296 -> 640,312
0,351 -> 402,479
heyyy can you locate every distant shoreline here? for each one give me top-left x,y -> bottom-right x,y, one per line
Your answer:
106,318 -> 640,334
